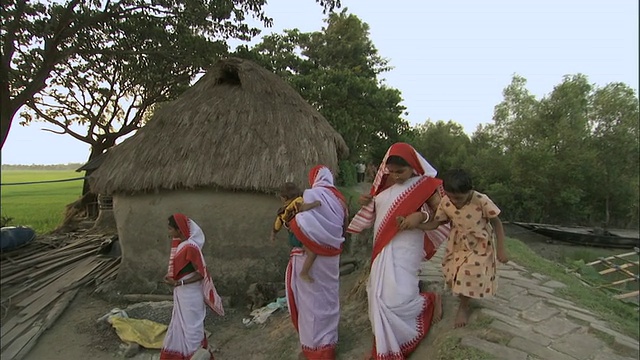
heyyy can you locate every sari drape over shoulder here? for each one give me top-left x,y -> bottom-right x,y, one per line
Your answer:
348,143 -> 450,359
286,166 -> 347,360
160,214 -> 223,360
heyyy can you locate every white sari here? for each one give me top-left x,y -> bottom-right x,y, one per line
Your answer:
347,143 -> 449,359
161,216 -> 224,360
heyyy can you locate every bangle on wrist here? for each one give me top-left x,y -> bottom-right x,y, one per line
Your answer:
180,280 -> 184,286
421,211 -> 430,223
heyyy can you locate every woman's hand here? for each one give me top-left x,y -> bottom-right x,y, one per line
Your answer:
269,232 -> 276,243
358,194 -> 373,206
398,212 -> 423,230
164,276 -> 177,287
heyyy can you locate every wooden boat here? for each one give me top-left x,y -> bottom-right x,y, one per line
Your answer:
0,226 -> 36,251
511,222 -> 640,249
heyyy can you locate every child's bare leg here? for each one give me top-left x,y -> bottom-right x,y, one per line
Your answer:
432,292 -> 443,324
455,295 -> 471,328
300,247 -> 317,283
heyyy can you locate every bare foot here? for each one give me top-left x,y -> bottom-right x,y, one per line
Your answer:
432,293 -> 443,324
454,302 -> 470,328
300,274 -> 314,283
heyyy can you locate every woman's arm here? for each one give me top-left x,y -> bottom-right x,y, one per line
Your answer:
426,190 -> 442,212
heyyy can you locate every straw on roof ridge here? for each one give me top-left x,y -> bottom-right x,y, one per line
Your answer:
90,57 -> 349,195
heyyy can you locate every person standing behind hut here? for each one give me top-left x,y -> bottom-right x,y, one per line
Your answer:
161,214 -> 224,360
419,169 -> 508,328
286,165 -> 349,360
356,162 -> 366,183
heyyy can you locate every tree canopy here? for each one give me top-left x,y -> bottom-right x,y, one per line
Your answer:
235,9 -> 410,162
412,74 -> 639,228
0,0 -> 342,148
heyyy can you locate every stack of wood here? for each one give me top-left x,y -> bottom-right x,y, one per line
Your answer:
0,232 -> 120,360
584,247 -> 639,305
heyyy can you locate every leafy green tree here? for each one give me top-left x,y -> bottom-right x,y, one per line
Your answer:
472,74 -> 639,228
0,0 -> 341,148
588,83 -> 639,227
412,120 -> 470,173
235,9 -> 410,161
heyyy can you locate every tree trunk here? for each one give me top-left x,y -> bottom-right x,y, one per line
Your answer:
0,91 -> 20,149
79,145 -> 111,218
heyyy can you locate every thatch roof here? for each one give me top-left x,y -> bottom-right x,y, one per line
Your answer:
89,57 -> 348,195
76,151 -> 108,172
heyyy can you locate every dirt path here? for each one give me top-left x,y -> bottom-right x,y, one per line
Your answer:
23,290 -> 120,360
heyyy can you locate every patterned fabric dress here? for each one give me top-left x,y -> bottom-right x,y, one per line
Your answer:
435,191 -> 501,298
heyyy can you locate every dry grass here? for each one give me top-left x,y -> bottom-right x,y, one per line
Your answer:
91,57 -> 349,195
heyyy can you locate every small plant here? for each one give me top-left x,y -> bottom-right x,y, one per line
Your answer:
1,214 -> 13,227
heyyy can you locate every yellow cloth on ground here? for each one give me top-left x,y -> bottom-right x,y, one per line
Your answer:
109,317 -> 168,349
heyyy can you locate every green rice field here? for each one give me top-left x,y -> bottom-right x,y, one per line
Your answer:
1,170 -> 84,234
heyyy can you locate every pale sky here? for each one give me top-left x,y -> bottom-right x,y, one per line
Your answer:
1,0 -> 638,165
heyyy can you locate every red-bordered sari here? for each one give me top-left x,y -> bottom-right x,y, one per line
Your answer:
348,143 -> 450,360
286,165 -> 348,360
160,214 -> 224,360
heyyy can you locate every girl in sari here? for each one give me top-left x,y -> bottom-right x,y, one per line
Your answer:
347,143 -> 450,360
161,214 -> 224,360
286,165 -> 349,360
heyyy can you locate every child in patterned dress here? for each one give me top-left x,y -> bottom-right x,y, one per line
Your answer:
420,169 -> 508,328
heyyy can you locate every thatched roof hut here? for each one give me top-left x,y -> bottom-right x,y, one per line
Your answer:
90,57 -> 348,195
88,58 -> 349,299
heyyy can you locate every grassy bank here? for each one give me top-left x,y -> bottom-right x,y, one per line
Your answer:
1,170 -> 83,233
505,237 -> 639,339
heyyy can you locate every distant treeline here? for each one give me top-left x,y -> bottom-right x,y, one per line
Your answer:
1,163 -> 84,171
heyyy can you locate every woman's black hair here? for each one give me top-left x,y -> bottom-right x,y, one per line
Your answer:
385,155 -> 411,167
279,182 -> 302,200
168,215 -> 179,230
442,168 -> 473,194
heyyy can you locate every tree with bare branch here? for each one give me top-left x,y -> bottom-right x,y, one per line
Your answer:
0,0 -> 341,149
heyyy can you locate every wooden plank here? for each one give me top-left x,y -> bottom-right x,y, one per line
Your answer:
598,261 -> 639,276
26,251 -> 94,281
16,257 -> 94,309
30,263 -> 76,292
1,325 -> 39,360
13,289 -> 79,360
613,290 -> 640,300
0,315 -> 38,352
57,260 -> 108,293
613,255 -> 640,267
597,277 -> 637,288
16,264 -> 80,308
586,251 -> 638,266
18,258 -> 97,320
95,258 -> 120,281
1,238 -> 97,266
0,282 -> 37,305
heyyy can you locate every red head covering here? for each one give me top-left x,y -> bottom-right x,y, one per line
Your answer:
172,213 -> 190,239
308,165 -> 325,187
371,142 -> 438,196
308,165 -> 346,204
388,142 -> 426,174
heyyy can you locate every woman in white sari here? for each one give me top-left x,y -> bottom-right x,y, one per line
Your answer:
161,213 -> 224,360
348,143 -> 450,359
286,165 -> 348,359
